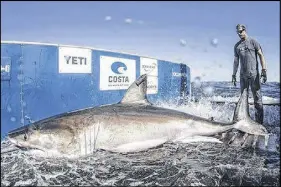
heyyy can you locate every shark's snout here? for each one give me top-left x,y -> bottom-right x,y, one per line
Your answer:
7,125 -> 32,149
8,126 -> 28,138
7,136 -> 18,145
7,136 -> 25,148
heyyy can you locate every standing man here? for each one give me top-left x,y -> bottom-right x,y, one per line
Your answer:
232,24 -> 267,124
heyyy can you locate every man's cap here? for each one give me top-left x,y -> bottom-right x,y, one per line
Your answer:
236,24 -> 246,31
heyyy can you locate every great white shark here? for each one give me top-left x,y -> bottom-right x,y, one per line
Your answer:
7,74 -> 270,157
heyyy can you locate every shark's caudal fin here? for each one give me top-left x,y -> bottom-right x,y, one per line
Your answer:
231,87 -> 269,137
223,87 -> 270,149
119,74 -> 152,105
232,87 -> 251,123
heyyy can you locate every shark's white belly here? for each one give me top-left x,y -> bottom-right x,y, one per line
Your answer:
75,121 -> 178,155
75,119 -> 227,155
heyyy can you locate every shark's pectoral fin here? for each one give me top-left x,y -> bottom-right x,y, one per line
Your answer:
110,138 -> 168,153
173,136 -> 223,144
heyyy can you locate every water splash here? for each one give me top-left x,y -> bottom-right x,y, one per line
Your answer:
125,18 -> 132,24
203,86 -> 214,96
105,16 -> 112,21
2,138 -> 279,186
193,76 -> 202,88
179,39 -> 187,47
210,38 -> 218,47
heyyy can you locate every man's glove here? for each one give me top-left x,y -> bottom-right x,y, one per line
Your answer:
261,69 -> 267,83
232,75 -> 237,86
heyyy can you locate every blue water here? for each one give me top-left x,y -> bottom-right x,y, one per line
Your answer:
1,81 -> 280,186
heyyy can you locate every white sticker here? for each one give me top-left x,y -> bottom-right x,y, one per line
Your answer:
146,76 -> 158,95
59,46 -> 92,73
140,57 -> 158,94
1,65 -> 10,73
172,72 -> 187,77
100,56 -> 136,90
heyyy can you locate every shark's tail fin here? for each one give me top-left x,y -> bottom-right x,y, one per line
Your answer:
229,88 -> 270,148
232,87 -> 251,123
232,87 -> 268,135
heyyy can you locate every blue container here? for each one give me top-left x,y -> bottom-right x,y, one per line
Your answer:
1,41 -> 191,139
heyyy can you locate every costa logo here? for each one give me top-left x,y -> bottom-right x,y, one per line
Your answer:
111,61 -> 127,74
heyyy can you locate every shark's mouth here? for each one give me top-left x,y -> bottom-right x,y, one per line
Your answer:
7,137 -> 46,152
7,137 -> 20,146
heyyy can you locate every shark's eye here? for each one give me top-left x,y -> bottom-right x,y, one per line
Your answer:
32,125 -> 39,130
24,134 -> 27,141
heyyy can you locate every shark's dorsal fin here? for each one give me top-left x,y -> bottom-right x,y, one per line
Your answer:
232,87 -> 251,122
119,74 -> 152,105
